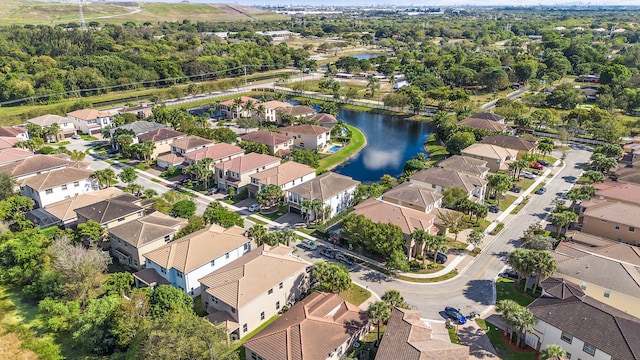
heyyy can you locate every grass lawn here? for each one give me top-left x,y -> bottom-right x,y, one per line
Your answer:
317,124 -> 366,172
396,270 -> 458,283
80,135 -> 98,141
486,194 -> 518,212
472,219 -> 492,231
256,205 -> 289,222
339,284 -> 371,306
495,278 -> 539,306
448,327 -> 462,344
446,240 -> 468,250
424,134 -> 449,167
478,319 -> 536,360
246,216 -> 267,225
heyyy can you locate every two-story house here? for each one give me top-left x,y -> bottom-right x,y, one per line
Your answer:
108,212 -> 185,270
437,155 -> 490,179
170,135 -> 214,155
137,128 -> 186,160
460,143 -> 518,173
458,112 -> 513,134
219,96 -> 258,119
410,167 -> 488,204
183,142 -> 244,167
306,113 -> 338,129
480,134 -> 538,156
243,292 -> 368,360
117,104 -> 153,119
382,182 -> 443,214
278,124 -> 331,151
260,100 -> 292,123
109,121 -> 166,148
276,105 -> 316,124
287,172 -> 360,222
0,148 -> 33,167
578,200 -> 640,246
27,114 -> 77,141
240,130 -> 294,156
247,161 -> 316,197
20,167 -> 98,208
136,224 -> 251,296
199,244 -> 310,340
74,193 -> 147,229
67,109 -> 113,135
215,153 -> 281,192
0,154 -> 76,181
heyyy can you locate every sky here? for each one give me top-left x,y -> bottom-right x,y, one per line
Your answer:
104,0 -> 640,7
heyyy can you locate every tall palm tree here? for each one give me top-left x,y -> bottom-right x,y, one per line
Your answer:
495,299 -> 520,338
231,97 -> 245,119
367,77 -> 380,101
310,199 -> 324,223
531,251 -> 557,294
540,344 -> 567,360
300,199 -> 313,224
513,307 -> 537,348
255,104 -> 266,126
429,235 -> 448,263
411,229 -> 429,264
508,249 -> 534,286
367,301 -> 391,345
247,224 -> 267,246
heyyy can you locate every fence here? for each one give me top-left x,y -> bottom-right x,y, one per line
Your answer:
531,130 -> 607,146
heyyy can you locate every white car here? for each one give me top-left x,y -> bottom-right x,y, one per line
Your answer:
300,239 -> 317,250
522,171 -> 537,179
248,203 -> 261,212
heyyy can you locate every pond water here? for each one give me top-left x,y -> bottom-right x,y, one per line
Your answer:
334,109 -> 432,183
349,53 -> 382,60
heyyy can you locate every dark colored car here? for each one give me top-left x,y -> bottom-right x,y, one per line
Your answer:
336,252 -> 354,266
535,187 -> 546,195
445,307 -> 467,324
499,268 -> 519,281
538,159 -> 550,166
320,248 -> 336,259
488,205 -> 500,213
427,251 -> 448,264
510,185 -> 522,193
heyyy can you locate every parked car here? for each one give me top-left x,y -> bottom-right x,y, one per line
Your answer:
426,251 -> 448,264
488,205 -> 500,213
557,190 -> 568,199
320,248 -> 336,259
537,159 -> 550,166
207,188 -> 218,195
336,252 -> 354,266
522,171 -> 537,179
444,307 -> 467,324
72,134 -> 81,140
530,161 -> 545,170
510,185 -> 522,193
300,239 -> 317,250
248,203 -> 261,212
499,268 -> 519,281
535,187 -> 546,195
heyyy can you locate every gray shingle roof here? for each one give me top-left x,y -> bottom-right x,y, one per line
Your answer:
116,121 -> 165,135
74,194 -> 143,224
287,172 -> 359,201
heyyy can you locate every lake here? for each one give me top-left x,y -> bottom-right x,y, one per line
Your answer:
334,109 -> 432,183
349,53 -> 382,60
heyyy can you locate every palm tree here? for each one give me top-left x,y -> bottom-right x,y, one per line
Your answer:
310,199 -> 324,223
255,104 -> 266,126
300,199 -> 313,224
247,224 -> 267,246
538,141 -> 553,159
429,235 -> 448,263
495,299 -> 520,338
531,251 -> 557,294
93,169 -> 116,188
411,229 -> 429,264
381,290 -> 409,309
231,97 -> 245,119
540,344 -> 567,360
367,77 -> 380,101
367,301 -> 391,345
69,149 -> 86,161
513,307 -> 537,348
508,249 -> 534,286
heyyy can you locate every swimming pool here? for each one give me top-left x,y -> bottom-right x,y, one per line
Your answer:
328,145 -> 342,153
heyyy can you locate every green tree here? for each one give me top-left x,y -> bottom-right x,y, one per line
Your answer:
368,301 -> 391,344
540,344 -> 567,360
93,168 -> 116,188
247,224 -> 267,246
487,173 -> 513,205
118,166 -> 137,184
174,215 -> 205,239
149,285 -> 194,319
77,220 -> 108,247
531,250 -> 557,293
171,199 -> 196,218
72,295 -> 121,355
291,148 -> 320,168
479,67 -> 509,91
468,229 -> 485,247
0,173 -> 17,201
112,289 -> 152,348
508,249 -> 535,285
441,186 -> 469,209
38,297 -> 81,333
583,170 -> 605,184
310,262 -> 352,293
255,184 -> 284,208
202,201 -> 244,228
239,140 -> 269,154
103,272 -> 134,297
381,289 -> 409,309
386,249 -> 410,272
496,299 -> 520,338
446,131 -> 476,155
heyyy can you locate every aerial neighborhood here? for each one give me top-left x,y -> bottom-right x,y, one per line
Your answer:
1,3 -> 640,360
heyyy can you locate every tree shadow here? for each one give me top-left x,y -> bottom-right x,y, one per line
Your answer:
457,324 -> 499,358
359,270 -> 391,284
491,250 -> 510,262
462,279 -> 495,305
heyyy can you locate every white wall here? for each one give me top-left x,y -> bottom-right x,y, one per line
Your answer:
22,177 -> 99,208
255,172 -> 316,192
531,319 -> 613,360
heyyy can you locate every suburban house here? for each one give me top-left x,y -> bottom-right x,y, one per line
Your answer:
243,292 -> 369,360
460,143 -> 518,173
578,200 -> 640,245
278,124 -> 331,151
276,105 -> 316,123
436,155 -> 490,178
215,153 -> 281,192
410,167 -> 488,204
183,143 -> 245,167
306,113 -> 338,129
0,126 -> 29,140
0,154 -> 78,181
287,172 -> 360,221
219,96 -> 258,119
156,153 -> 186,169
526,277 -> 640,360
458,114 -> 511,134
552,232 -> 640,318
260,100 -> 292,123
480,134 -> 538,155
117,104 -> 153,119
240,130 -> 294,156
0,148 -> 33,167
27,114 -> 77,141
136,224 -> 251,296
25,187 -> 123,228
109,121 -> 166,149
137,128 -> 187,160
108,212 -> 185,270
248,161 -> 316,197
463,112 -> 506,123
0,137 -> 20,150
67,108 -> 113,135
354,198 -> 437,258
74,193 -> 148,229
199,244 -> 310,340
375,307 -> 470,360
170,135 -> 215,155
382,182 -> 443,214
20,167 -> 98,208
592,181 -> 640,206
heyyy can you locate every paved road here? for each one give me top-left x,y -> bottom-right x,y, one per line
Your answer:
481,87 -> 529,111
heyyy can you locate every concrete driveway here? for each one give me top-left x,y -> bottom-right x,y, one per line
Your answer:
456,320 -> 499,359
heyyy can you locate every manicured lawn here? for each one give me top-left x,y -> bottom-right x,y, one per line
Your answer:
495,278 -> 539,307
256,205 -> 289,222
233,315 -> 279,351
446,240 -> 468,250
478,318 -> 536,360
424,134 -> 449,166
396,270 -> 458,283
80,135 -> 98,141
317,124 -> 366,172
246,216 -> 267,225
448,327 -> 462,344
486,194 -> 518,212
339,284 -> 371,306
472,219 -> 491,231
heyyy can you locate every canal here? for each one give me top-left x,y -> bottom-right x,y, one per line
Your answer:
334,109 -> 432,183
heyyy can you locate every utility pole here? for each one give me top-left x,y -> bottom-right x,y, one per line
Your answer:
78,0 -> 87,32
243,65 -> 248,88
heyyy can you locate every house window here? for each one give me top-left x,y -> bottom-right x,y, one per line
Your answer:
583,343 -> 596,356
160,267 -> 166,274
225,253 -> 230,259
260,312 -> 265,321
279,282 -> 283,289
581,282 -> 587,290
243,324 -> 248,333
276,301 -> 280,310
164,235 -> 170,242
244,243 -> 249,250
268,289 -> 273,295
630,227 -> 635,232
61,184 -> 67,190
177,271 -> 183,278
615,224 -> 620,230
210,260 -> 215,267
604,289 -> 611,298
231,307 -> 235,313
560,331 -> 573,344
118,217 -> 125,222
74,181 -> 80,187
250,352 -> 263,360
45,189 -> 53,194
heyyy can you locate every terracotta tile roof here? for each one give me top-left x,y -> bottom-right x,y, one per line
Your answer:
410,168 -> 487,193
67,108 -> 112,120
529,280 -> 640,360
74,194 -> 143,225
354,198 -> 435,236
157,152 -> 184,166
382,182 -> 443,210
21,167 -> 94,191
582,201 -> 640,227
27,114 -> 69,127
240,130 -> 293,146
43,188 -> 123,222
467,112 -> 506,122
215,153 -> 280,174
375,307 -> 470,360
0,148 -> 32,165
279,124 -> 329,136
437,155 -> 489,177
0,154 -> 74,178
562,232 -> 640,266
137,128 -> 185,143
133,267 -> 171,287
199,244 -> 308,308
287,172 -> 360,201
250,162 -> 315,186
108,212 -> 184,247
142,224 -> 250,273
594,181 -> 640,205
0,137 -> 20,150
306,113 -> 338,126
219,96 -> 257,107
480,135 -> 537,152
261,100 -> 292,110
458,118 -> 509,131
0,126 -> 27,137
276,105 -> 316,117
243,292 -> 367,360
461,143 -> 518,161
183,143 -> 244,163
171,135 -> 214,151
